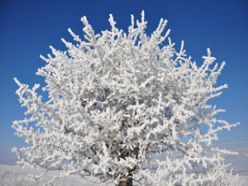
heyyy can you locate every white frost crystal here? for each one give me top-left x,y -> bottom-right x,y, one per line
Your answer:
13,11 -> 240,186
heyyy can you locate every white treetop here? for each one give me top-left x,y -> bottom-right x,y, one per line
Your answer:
13,11 -> 240,186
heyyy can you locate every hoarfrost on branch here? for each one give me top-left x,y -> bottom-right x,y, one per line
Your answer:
13,11 -> 240,186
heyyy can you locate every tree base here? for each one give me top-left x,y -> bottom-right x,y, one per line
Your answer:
117,177 -> 133,186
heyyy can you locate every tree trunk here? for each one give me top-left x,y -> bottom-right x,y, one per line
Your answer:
117,175 -> 133,186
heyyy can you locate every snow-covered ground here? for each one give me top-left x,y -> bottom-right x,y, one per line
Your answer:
0,165 -> 111,186
0,164 -> 248,186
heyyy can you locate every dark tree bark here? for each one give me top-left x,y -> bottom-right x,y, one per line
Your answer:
117,175 -> 133,186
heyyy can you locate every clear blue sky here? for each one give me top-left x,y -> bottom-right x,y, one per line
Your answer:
0,0 -> 248,164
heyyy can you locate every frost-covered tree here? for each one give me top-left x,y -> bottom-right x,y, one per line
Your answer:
13,11 -> 240,186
